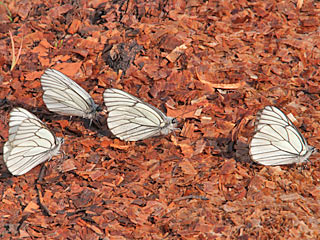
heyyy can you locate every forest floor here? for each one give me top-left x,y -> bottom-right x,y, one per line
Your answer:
0,0 -> 319,239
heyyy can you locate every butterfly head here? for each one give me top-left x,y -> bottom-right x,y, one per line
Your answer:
160,117 -> 179,135
171,117 -> 178,127
58,137 -> 64,144
56,137 -> 65,158
83,103 -> 97,119
56,137 -> 64,150
296,145 -> 315,164
85,104 -> 103,127
95,105 -> 103,112
307,145 -> 316,157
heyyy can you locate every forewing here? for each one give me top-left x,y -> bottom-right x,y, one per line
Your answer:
40,69 -> 96,118
4,108 -> 61,175
8,107 -> 40,142
255,106 -> 292,130
103,88 -> 169,141
250,106 -> 311,165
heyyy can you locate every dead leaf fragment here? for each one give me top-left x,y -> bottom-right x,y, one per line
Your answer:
179,159 -> 197,176
166,43 -> 188,62
68,19 -> 81,34
23,200 -> 39,214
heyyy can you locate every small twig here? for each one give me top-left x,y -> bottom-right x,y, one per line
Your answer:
35,164 -> 54,216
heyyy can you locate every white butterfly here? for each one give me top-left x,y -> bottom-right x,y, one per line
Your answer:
40,69 -> 99,120
249,106 -> 314,165
3,107 -> 63,176
103,88 -> 178,141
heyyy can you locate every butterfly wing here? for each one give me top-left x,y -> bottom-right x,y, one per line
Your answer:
249,106 -> 314,165
3,108 -> 62,176
40,69 -> 98,119
103,88 -> 177,141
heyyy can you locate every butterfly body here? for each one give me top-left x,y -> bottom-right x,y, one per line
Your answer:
103,88 -> 178,141
249,106 -> 314,165
40,69 -> 99,120
3,107 -> 63,176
